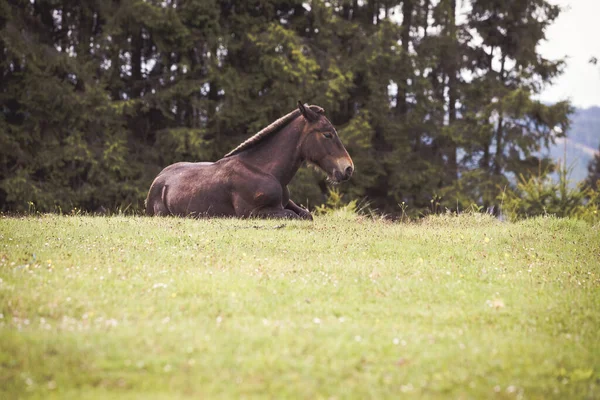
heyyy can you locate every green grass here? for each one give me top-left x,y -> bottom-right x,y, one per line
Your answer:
1,212 -> 599,399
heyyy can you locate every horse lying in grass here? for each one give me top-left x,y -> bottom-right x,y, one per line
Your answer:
145,102 -> 354,220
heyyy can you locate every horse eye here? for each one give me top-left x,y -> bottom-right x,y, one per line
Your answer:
323,132 -> 333,139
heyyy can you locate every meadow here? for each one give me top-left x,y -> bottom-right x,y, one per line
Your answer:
0,212 -> 598,399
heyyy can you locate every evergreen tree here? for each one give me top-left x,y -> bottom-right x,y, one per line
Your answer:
585,148 -> 600,191
0,0 -> 135,211
0,0 -> 574,215
441,0 -> 572,211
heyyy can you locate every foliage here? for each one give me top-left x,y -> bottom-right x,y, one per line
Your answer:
585,144 -> 600,191
0,0 -> 573,215
501,165 -> 600,224
314,187 -> 359,216
1,214 -> 599,398
547,107 -> 600,185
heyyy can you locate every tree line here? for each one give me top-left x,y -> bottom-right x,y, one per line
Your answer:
0,0 -> 576,214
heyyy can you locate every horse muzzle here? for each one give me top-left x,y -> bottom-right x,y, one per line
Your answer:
333,163 -> 354,182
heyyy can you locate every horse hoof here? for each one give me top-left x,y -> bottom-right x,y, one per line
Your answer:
300,212 -> 313,221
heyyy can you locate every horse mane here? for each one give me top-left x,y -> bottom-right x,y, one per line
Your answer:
224,105 -> 324,158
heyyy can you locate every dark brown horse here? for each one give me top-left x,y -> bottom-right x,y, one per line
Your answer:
145,102 -> 353,219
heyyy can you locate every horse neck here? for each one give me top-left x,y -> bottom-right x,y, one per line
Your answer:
238,117 -> 305,186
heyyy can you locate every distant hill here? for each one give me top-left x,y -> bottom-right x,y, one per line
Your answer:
545,106 -> 600,185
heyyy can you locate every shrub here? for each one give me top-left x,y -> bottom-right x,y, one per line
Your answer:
500,166 -> 599,224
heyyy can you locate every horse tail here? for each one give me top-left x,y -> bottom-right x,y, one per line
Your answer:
145,183 -> 157,216
145,181 -> 170,216
161,185 -> 172,215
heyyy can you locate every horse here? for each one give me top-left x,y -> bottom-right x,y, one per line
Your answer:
145,102 -> 354,220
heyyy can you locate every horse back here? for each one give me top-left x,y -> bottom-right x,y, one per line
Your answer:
158,161 -> 214,176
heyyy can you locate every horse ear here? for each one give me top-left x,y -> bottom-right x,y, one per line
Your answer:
298,100 -> 317,122
297,101 -> 306,114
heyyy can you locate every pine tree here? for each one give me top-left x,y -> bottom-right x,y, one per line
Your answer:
0,0 -> 574,215
443,0 -> 572,211
0,0 -> 135,211
585,149 -> 600,191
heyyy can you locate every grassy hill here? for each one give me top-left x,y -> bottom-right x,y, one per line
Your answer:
1,213 -> 599,398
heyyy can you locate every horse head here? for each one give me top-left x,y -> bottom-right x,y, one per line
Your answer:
297,101 -> 354,183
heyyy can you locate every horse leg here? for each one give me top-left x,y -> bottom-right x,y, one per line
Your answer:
282,186 -> 312,220
285,200 -> 313,220
251,207 -> 300,219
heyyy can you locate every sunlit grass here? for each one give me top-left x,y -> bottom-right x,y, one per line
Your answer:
1,213 -> 599,399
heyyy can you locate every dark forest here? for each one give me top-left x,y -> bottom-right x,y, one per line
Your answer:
0,0 -> 574,214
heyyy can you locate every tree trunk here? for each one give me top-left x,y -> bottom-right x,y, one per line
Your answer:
493,55 -> 507,177
396,0 -> 412,118
131,27 -> 143,98
446,0 -> 458,183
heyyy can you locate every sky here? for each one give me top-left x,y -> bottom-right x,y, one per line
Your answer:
538,0 -> 600,109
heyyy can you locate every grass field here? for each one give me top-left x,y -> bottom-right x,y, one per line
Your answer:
0,212 -> 599,399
